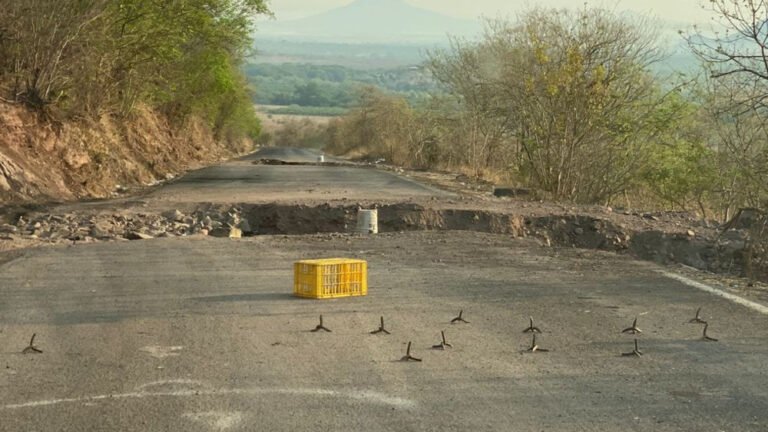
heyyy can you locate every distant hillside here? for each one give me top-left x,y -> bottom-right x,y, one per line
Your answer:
245,62 -> 437,109
258,0 -> 481,43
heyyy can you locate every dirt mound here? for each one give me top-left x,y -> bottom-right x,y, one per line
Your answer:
0,102 -> 252,204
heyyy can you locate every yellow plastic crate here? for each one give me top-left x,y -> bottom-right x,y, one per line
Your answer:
294,258 -> 368,299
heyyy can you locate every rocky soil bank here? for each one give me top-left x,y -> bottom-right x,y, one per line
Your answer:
0,102 -> 252,203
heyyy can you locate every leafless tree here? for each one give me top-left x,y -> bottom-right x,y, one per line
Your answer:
684,1 -> 768,278
0,0 -> 107,111
427,37 -> 513,177
686,0 -> 768,112
685,1 -> 768,207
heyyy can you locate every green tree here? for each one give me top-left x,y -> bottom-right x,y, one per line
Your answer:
641,91 -> 719,216
0,0 -> 269,140
430,7 -> 667,203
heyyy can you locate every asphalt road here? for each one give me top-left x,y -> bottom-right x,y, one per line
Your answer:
2,234 -> 768,431
142,147 -> 450,205
1,148 -> 767,431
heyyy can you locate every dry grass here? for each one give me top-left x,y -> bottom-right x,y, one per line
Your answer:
256,109 -> 334,149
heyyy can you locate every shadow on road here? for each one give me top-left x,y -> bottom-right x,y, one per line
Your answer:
192,292 -> 297,303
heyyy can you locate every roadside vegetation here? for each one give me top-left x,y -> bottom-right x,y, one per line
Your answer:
0,0 -> 269,142
245,63 -> 435,113
313,5 -> 767,223
252,4 -> 767,279
257,115 -> 332,148
1,2 -> 765,279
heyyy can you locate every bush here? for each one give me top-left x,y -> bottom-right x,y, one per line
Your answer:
0,0 -> 269,142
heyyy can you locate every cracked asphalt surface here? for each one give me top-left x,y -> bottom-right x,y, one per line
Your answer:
1,148 -> 767,431
143,147 -> 452,205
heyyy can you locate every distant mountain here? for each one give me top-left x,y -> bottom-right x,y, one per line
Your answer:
257,0 -> 481,43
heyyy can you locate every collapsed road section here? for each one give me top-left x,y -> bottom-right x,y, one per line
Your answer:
0,202 -> 761,282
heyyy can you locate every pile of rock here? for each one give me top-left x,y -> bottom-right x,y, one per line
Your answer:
0,207 -> 254,244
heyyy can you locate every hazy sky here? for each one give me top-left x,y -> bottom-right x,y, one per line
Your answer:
267,0 -> 713,23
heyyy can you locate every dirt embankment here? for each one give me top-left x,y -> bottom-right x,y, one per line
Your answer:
0,102 -> 252,204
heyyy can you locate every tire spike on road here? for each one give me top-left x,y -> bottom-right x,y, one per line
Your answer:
22,333 -> 43,354
311,315 -> 331,333
400,341 -> 422,362
525,333 -> 549,353
621,317 -> 642,335
370,316 -> 391,335
432,330 -> 453,350
688,307 -> 707,324
622,339 -> 643,357
702,322 -> 718,342
451,310 -> 469,324
523,316 -> 542,333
